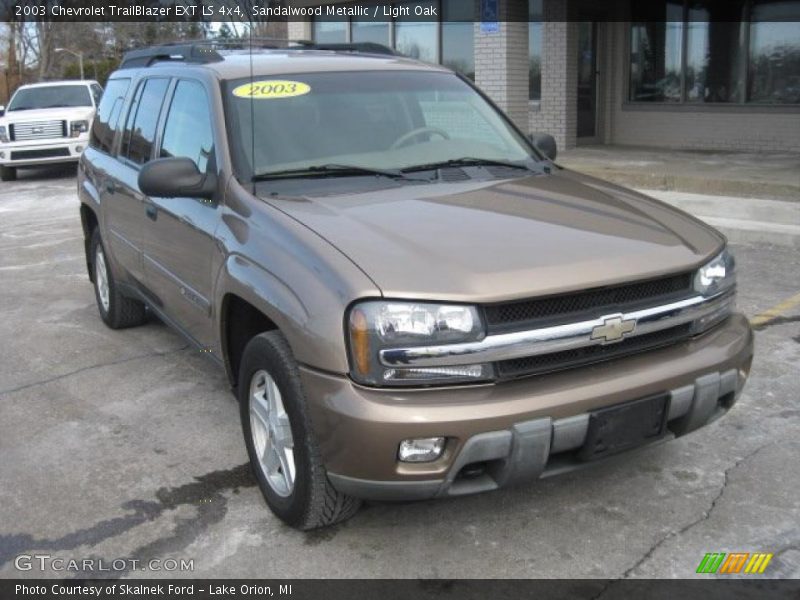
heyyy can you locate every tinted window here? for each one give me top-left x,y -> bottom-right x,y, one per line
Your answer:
121,78 -> 169,166
89,78 -> 129,154
8,85 -> 92,111
160,81 -> 214,173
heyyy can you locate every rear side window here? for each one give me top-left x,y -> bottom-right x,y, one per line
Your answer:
120,78 -> 169,166
159,80 -> 214,173
89,78 -> 129,154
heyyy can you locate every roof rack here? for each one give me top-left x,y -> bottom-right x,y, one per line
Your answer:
119,38 -> 397,69
294,41 -> 397,56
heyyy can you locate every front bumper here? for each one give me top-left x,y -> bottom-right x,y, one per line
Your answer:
300,313 -> 753,501
0,139 -> 87,167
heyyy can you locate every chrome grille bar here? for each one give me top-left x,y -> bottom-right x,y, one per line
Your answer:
379,291 -> 735,368
10,120 -> 66,141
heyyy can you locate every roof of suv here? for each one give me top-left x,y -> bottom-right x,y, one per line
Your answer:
121,46 -> 449,80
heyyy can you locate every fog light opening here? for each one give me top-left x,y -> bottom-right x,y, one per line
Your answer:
398,437 -> 445,463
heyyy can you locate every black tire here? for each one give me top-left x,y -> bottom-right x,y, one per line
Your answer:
90,228 -> 147,329
1,166 -> 17,182
238,331 -> 361,530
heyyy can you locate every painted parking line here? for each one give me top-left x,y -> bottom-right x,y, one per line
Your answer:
750,291 -> 800,329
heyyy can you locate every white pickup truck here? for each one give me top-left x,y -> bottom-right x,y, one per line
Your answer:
0,80 -> 102,181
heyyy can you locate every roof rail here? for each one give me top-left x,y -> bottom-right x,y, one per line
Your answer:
294,41 -> 397,56
119,43 -> 224,69
119,38 -> 398,69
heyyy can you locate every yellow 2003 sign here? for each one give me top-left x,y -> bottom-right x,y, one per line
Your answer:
232,80 -> 311,99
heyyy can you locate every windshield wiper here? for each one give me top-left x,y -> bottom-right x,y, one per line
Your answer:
401,157 -> 536,173
253,163 -> 405,181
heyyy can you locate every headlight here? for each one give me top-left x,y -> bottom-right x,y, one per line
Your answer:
0,126 -> 8,143
694,248 -> 736,297
692,248 -> 737,334
70,120 -> 89,137
348,300 -> 493,386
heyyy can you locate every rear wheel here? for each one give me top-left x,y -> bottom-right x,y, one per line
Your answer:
239,331 -> 361,530
91,229 -> 147,329
1,166 -> 17,182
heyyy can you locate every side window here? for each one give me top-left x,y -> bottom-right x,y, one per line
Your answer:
120,78 -> 169,166
160,80 -> 214,173
89,78 -> 130,154
91,84 -> 103,105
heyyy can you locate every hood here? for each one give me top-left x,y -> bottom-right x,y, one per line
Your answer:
1,106 -> 95,126
263,169 -> 725,303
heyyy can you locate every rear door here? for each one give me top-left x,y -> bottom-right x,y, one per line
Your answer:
108,77 -> 170,285
142,78 -> 220,347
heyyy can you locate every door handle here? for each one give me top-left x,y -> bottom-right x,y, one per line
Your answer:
145,204 -> 158,221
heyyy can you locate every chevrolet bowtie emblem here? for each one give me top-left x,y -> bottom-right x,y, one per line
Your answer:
591,314 -> 637,344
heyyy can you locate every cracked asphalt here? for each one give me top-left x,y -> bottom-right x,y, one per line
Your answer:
0,166 -> 798,580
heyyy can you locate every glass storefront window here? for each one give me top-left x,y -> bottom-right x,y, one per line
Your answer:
749,1 -> 800,103
685,2 -> 748,103
529,0 -> 543,101
351,17 -> 391,45
629,0 -> 684,102
313,16 -> 348,44
394,1 -> 439,64
630,0 -> 800,104
442,0 -> 475,79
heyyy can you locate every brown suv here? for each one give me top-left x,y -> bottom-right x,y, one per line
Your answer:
77,42 -> 753,530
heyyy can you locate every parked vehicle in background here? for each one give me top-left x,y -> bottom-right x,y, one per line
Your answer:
0,80 -> 102,181
78,42 -> 753,530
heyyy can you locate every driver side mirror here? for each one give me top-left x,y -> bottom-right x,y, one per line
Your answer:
138,157 -> 216,199
0,106 -> 5,117
529,133 -> 557,161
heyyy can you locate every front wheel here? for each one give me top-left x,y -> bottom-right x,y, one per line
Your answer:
239,331 -> 361,530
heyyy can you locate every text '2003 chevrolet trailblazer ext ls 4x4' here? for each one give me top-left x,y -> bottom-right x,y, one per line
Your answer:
77,41 -> 753,530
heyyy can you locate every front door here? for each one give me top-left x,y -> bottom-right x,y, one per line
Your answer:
142,79 -> 219,348
577,21 -> 598,140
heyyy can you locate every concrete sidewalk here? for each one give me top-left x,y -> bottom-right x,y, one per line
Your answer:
560,145 -> 800,202
640,190 -> 800,248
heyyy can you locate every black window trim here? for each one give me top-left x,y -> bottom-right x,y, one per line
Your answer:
115,75 -> 173,171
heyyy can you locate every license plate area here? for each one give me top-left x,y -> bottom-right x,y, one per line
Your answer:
577,394 -> 669,461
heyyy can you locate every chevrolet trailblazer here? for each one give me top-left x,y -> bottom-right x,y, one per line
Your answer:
77,42 -> 753,530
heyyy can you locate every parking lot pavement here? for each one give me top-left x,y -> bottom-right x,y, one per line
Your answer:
1,168 -> 798,580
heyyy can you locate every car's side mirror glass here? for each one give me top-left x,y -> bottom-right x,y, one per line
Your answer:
138,157 -> 216,199
529,133 -> 557,161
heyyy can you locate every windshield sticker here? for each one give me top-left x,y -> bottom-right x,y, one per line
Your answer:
232,80 -> 311,99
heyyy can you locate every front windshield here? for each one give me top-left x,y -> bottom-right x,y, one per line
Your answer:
225,70 -> 539,180
8,85 -> 92,111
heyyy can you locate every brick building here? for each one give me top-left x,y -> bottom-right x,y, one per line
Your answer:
286,0 -> 800,152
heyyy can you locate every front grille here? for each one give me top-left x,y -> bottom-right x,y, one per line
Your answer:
10,120 -> 67,141
496,323 -> 694,380
10,148 -> 71,160
483,272 -> 693,333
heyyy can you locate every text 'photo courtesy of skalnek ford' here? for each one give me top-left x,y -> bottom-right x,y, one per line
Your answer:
0,0 -> 799,598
